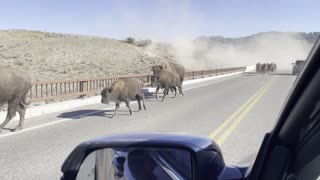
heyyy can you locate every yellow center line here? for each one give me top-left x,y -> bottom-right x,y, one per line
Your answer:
208,76 -> 276,140
216,79 -> 274,145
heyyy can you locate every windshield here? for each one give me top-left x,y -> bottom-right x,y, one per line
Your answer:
0,0 -> 319,179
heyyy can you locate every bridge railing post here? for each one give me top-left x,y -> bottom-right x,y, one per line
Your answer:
79,81 -> 87,98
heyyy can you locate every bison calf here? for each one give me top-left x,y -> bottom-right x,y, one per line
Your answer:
101,79 -> 146,118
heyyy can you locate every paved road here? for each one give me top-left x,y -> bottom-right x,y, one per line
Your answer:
0,72 -> 296,179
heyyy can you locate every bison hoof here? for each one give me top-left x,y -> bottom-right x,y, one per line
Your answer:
12,126 -> 22,132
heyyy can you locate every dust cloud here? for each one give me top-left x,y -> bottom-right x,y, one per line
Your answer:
171,32 -> 314,70
114,1 -> 315,71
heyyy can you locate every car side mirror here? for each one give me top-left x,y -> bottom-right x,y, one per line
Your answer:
60,132 -> 243,180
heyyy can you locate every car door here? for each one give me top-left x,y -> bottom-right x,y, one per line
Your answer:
248,37 -> 320,180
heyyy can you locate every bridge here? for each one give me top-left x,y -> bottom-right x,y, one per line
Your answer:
0,67 -> 297,179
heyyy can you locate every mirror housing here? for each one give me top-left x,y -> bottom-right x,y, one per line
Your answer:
61,132 -> 242,180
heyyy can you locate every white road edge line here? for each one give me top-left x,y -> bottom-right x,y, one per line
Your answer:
183,76 -> 237,91
0,75 -> 239,139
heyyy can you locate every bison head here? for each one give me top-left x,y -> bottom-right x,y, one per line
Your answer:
151,68 -> 161,87
101,87 -> 112,104
150,76 -> 159,87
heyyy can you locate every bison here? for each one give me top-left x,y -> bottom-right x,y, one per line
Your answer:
151,68 -> 184,101
260,63 -> 267,74
100,79 -> 146,118
160,62 -> 185,83
267,63 -> 273,73
256,63 -> 261,73
0,67 -> 32,133
271,63 -> 277,73
152,62 -> 185,96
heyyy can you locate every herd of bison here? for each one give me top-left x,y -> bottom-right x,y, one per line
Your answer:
0,62 -> 185,133
255,63 -> 277,74
0,62 -> 277,133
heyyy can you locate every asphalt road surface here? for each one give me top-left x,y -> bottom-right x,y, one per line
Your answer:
0,72 -> 297,179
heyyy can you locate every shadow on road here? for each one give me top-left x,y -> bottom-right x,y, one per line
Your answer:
242,74 -> 257,76
144,93 -> 157,100
269,73 -> 297,76
242,72 -> 261,76
57,109 -> 137,119
1,127 -> 15,132
144,92 -> 182,101
242,72 -> 297,76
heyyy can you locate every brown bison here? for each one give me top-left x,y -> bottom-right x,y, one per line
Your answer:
256,63 -> 262,73
160,62 -> 185,83
0,67 -> 32,133
271,63 -> 277,73
101,79 -> 146,118
151,68 -> 184,101
260,63 -> 268,74
152,62 -> 185,96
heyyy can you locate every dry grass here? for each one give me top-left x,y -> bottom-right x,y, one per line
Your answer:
0,30 -> 172,81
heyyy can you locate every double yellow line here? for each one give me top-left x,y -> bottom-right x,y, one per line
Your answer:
208,76 -> 277,146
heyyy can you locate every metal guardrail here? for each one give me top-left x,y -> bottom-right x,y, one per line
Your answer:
28,67 -> 246,102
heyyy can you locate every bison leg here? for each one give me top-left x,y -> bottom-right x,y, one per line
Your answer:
112,103 -> 120,118
178,85 -> 184,96
141,94 -> 146,110
0,100 -> 18,133
125,100 -> 132,115
13,103 -> 27,132
138,91 -> 147,110
155,87 -> 160,101
168,88 -> 174,95
0,101 -> 7,133
165,88 -> 170,95
136,95 -> 142,111
172,87 -> 177,98
162,88 -> 168,102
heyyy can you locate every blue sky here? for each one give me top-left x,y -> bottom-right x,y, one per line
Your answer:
1,0 -> 319,41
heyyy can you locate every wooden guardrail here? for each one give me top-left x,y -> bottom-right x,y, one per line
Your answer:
28,67 -> 246,102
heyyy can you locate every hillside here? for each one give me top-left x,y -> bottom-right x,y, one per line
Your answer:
0,30 -> 170,81
0,30 -> 318,82
195,32 -> 319,45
